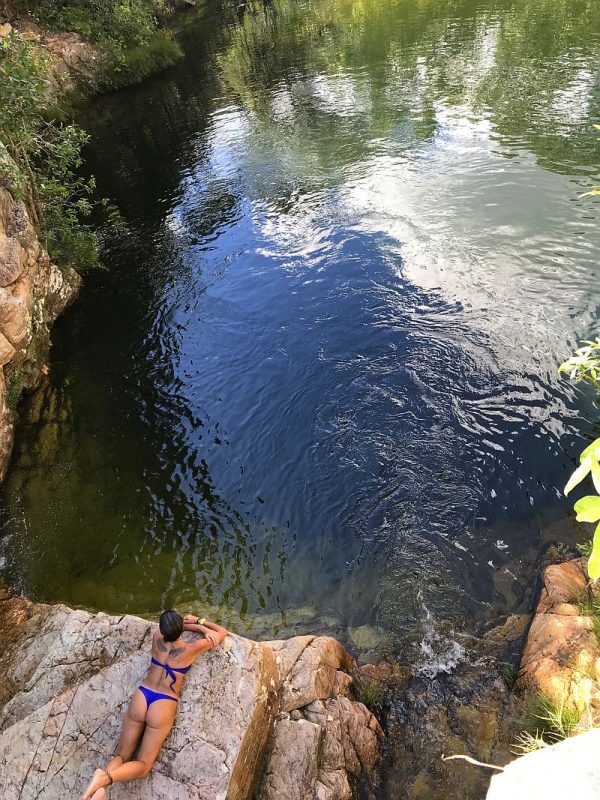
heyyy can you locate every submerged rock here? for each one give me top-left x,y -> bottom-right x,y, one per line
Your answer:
0,592 -> 382,799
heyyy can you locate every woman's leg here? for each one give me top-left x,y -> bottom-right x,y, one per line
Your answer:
98,699 -> 177,784
80,690 -> 148,800
107,689 -> 147,769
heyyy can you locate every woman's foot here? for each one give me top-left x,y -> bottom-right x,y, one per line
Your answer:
80,769 -> 110,800
90,791 -> 106,800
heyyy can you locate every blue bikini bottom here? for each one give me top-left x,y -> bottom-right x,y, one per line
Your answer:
138,685 -> 178,708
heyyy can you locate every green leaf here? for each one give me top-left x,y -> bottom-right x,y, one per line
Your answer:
574,495 -> 600,523
565,456 -> 592,496
580,439 -> 600,463
588,522 -> 600,580
592,451 -> 600,495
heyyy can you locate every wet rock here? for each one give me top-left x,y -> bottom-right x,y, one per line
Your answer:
378,614 -> 528,800
348,625 -> 387,654
0,596 -> 381,800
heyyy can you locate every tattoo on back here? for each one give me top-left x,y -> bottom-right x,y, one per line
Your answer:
169,646 -> 186,659
156,638 -> 168,653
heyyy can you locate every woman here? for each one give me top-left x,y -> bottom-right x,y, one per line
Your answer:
81,610 -> 229,799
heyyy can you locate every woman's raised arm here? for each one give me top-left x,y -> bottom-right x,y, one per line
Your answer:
183,615 -> 229,647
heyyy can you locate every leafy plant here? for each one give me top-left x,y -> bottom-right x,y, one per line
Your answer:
579,124 -> 600,197
0,34 -> 98,271
563,436 -> 600,580
559,338 -> 600,392
14,0 -> 182,91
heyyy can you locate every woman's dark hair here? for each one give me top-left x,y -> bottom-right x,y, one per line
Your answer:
159,609 -> 183,642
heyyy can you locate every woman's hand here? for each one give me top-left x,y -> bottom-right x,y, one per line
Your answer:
204,630 -> 219,646
183,614 -> 200,625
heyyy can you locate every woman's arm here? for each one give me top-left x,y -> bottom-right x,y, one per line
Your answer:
183,615 -> 229,648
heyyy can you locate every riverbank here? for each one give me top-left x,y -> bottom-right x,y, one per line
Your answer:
0,591 -> 382,799
0,151 -> 80,480
0,1 -> 194,477
0,552 -> 595,799
0,1 -> 186,97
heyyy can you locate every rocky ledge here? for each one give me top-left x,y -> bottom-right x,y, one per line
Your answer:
0,592 -> 382,800
487,556 -> 600,798
0,150 -> 80,480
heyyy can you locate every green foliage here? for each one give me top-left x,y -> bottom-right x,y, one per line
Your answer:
498,662 -> 518,690
577,596 -> 600,648
562,436 -> 600,580
560,337 -> 600,581
97,30 -> 182,91
523,693 -> 580,744
4,367 -> 25,413
0,35 -> 98,271
353,677 -> 383,711
559,339 -> 600,393
512,730 -> 548,755
15,0 -> 182,90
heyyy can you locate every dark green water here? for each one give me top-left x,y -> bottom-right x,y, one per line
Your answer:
2,0 -> 600,664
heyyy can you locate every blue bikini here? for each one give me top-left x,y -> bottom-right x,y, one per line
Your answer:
138,658 -> 193,708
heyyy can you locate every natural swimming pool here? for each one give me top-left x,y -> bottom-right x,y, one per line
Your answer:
2,0 -> 600,667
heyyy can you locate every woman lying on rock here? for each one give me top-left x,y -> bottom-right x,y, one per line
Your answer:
80,610 -> 229,800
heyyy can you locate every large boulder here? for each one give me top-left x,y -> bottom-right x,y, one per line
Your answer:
517,557 -> 600,728
0,593 -> 382,799
487,728 -> 600,799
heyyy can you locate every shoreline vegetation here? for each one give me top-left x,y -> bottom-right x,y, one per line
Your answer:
0,1 -> 189,277
2,0 -> 185,93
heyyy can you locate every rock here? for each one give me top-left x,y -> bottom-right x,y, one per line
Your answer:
259,718 -> 322,800
0,180 -> 79,479
347,625 -> 387,653
259,696 -> 382,800
0,597 -> 381,800
487,728 -> 600,799
0,23 -> 12,38
517,557 -> 600,719
0,233 -> 25,287
543,559 -> 588,604
270,636 -> 352,712
483,614 -> 530,646
0,331 -> 15,366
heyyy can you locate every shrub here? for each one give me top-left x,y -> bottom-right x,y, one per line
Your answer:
0,34 -> 98,271
14,1 -> 182,90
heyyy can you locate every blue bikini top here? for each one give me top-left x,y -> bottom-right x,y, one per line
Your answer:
151,657 -> 192,690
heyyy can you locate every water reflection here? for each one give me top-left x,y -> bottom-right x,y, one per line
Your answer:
1,0 -> 600,657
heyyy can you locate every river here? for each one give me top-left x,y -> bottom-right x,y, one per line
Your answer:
1,0 -> 600,668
